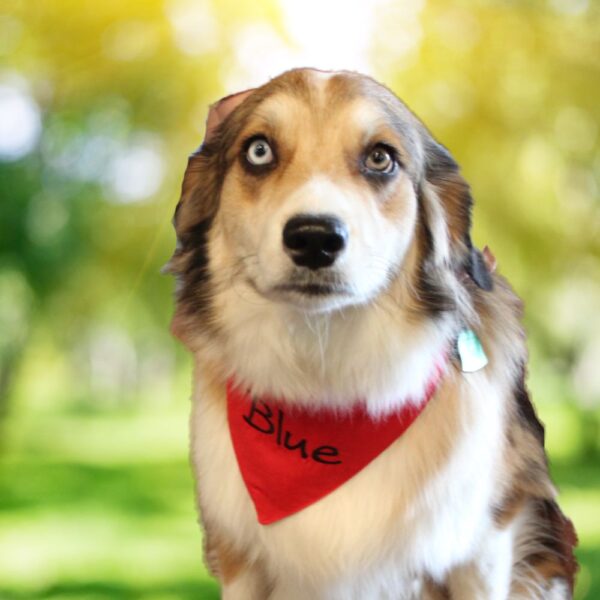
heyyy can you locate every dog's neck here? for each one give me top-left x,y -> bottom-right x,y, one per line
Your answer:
209,282 -> 456,417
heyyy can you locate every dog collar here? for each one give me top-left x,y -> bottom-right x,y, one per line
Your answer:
227,358 -> 447,525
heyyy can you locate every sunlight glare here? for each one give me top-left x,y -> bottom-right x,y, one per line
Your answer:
0,81 -> 42,161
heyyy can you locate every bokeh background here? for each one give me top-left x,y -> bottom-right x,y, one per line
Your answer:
0,0 -> 598,598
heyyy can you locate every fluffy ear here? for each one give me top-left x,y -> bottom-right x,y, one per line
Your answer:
161,145 -> 221,278
161,137 -> 225,346
420,137 -> 493,291
163,88 -> 256,279
163,90 -> 257,345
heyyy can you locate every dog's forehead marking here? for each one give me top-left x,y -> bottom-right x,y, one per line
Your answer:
245,90 -> 396,142
229,70 -> 423,178
248,69 -> 374,125
307,68 -> 338,83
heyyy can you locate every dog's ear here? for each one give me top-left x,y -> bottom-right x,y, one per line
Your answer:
161,145 -> 221,278
465,243 -> 494,291
420,136 -> 493,291
163,88 -> 255,278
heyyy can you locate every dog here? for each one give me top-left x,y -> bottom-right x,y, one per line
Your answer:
165,68 -> 577,599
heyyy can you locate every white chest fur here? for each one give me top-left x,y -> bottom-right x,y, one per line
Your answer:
190,365 -> 507,597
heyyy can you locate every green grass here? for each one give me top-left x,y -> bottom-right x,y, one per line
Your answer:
0,410 -> 598,599
0,411 -> 220,599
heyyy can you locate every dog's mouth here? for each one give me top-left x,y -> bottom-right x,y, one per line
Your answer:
248,269 -> 355,309
274,282 -> 350,297
274,269 -> 351,298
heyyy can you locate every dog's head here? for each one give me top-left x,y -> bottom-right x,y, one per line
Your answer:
167,68 -> 491,343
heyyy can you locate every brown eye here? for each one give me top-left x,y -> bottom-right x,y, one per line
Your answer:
246,138 -> 274,165
365,146 -> 395,173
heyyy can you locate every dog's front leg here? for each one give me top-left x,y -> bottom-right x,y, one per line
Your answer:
268,579 -> 316,600
204,529 -> 270,600
445,527 -> 513,600
220,567 -> 270,600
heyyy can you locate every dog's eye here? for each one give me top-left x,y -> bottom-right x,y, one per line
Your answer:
246,138 -> 274,166
365,146 -> 395,174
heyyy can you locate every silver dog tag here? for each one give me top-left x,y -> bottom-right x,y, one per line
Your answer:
457,329 -> 488,373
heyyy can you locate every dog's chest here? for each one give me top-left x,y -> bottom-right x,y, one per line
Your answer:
190,371 -> 506,588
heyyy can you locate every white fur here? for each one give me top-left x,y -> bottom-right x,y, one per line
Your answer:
215,281 -> 454,413
547,580 -> 570,600
218,170 -> 418,314
206,172 -> 444,413
190,292 -> 515,598
446,525 -> 514,599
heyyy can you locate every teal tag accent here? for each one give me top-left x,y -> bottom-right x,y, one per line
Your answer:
457,329 -> 488,373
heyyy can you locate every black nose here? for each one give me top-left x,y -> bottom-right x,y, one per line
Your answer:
282,214 -> 348,270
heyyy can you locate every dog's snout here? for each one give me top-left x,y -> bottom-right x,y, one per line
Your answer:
283,215 -> 348,270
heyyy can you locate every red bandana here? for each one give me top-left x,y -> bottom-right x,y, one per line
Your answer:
227,363 -> 445,525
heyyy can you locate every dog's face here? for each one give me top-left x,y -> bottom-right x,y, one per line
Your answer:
168,69 -> 492,337
216,76 -> 424,312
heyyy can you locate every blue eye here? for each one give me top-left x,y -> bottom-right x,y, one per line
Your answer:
246,138 -> 274,165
